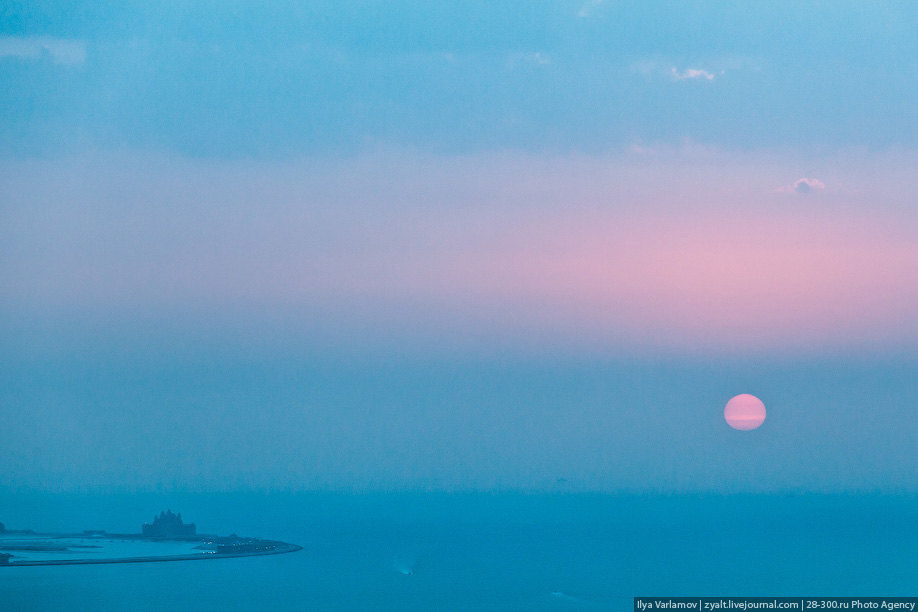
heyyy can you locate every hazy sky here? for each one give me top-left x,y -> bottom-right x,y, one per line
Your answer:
2,1 -> 918,494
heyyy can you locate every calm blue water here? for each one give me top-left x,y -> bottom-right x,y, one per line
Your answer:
2,494 -> 917,611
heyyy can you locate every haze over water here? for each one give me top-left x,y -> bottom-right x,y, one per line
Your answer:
3,493 -> 918,611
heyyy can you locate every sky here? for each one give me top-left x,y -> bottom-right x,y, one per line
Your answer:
2,1 -> 918,494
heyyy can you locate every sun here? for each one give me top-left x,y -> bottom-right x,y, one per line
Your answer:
724,394 -> 766,431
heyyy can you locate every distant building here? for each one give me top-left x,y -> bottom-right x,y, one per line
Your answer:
0,522 -> 5,532
0,553 -> 11,565
142,510 -> 196,537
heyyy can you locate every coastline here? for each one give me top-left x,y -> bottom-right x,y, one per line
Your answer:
0,534 -> 302,568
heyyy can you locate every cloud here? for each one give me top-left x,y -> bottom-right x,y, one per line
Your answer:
634,59 -> 748,82
0,36 -> 86,65
508,51 -> 550,69
578,0 -> 605,18
670,67 -> 717,81
778,177 -> 826,194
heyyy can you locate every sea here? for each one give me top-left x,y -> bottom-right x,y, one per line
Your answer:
1,493 -> 916,611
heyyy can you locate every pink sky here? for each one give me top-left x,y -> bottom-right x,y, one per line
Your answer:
4,149 -> 918,355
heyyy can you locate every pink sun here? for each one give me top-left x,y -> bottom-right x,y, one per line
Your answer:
724,394 -> 766,431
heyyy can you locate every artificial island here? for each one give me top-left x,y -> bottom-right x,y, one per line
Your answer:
0,511 -> 301,567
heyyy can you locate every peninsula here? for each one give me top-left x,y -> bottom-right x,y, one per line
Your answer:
0,511 -> 301,567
